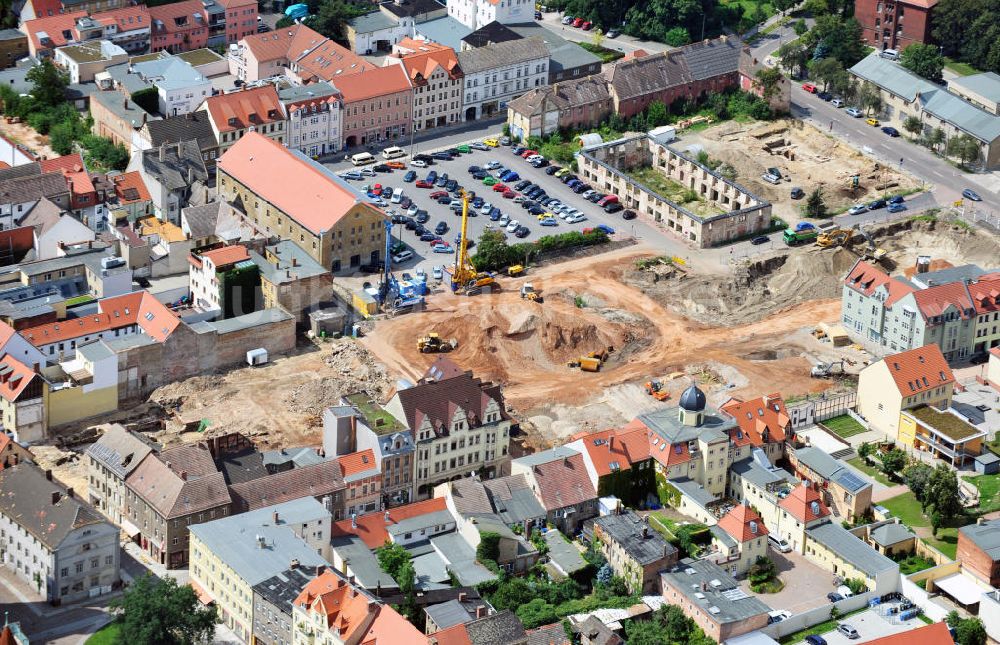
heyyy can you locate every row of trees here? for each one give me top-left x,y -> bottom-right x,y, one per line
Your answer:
933,0 -> 1000,76
276,0 -> 369,45
623,603 -> 716,645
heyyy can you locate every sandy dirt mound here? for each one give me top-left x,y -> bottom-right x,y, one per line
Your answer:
362,246 -> 841,425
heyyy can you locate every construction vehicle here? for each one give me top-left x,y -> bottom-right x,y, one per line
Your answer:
508,264 -> 525,277
644,380 -> 670,401
854,224 -> 887,263
520,283 -> 542,302
815,228 -> 852,248
374,220 -> 424,314
451,192 -> 497,295
811,360 -> 846,378
782,224 -> 819,246
568,346 -> 614,372
417,333 -> 458,353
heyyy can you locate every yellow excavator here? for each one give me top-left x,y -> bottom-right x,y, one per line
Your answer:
815,228 -> 852,248
451,192 -> 497,295
417,332 -> 458,353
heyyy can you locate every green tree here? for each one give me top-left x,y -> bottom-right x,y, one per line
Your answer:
26,59 -> 68,108
858,441 -> 875,460
878,448 -> 907,480
928,127 -> 946,152
110,575 -> 217,645
777,41 -> 809,78
927,463 -> 964,524
658,604 -> 693,642
663,26 -> 690,46
947,610 -> 988,645
810,56 -> 844,90
903,462 -> 934,508
903,116 -> 923,137
516,598 -> 559,629
805,187 -> 828,217
489,578 -> 535,611
900,43 -> 945,81
773,0 -> 796,13
376,541 -> 411,579
754,67 -> 784,103
947,133 -> 982,168
591,28 -> 604,49
859,80 -> 882,114
308,0 -> 366,45
624,619 -> 669,645
793,18 -> 808,35
811,15 -> 866,67
646,100 -> 669,126
748,556 -> 777,586
932,0 -> 982,59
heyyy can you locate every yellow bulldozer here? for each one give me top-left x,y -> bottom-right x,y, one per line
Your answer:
520,283 -> 542,303
815,228 -> 852,248
417,333 -> 458,353
568,347 -> 614,372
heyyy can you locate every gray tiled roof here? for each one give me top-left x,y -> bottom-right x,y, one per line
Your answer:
512,446 -> 579,467
0,463 -> 107,550
465,610 -> 528,645
638,405 -> 735,444
228,458 -> 345,512
189,497 -> 331,586
456,37 -> 548,75
594,511 -> 677,565
670,477 -> 718,507
430,532 -> 498,586
252,564 -> 321,613
425,599 -> 474,629
381,0 -> 445,19
414,16 -> 471,51
143,111 -> 217,152
126,449 -> 231,519
870,523 -> 915,547
92,90 -> 153,128
506,23 -> 600,75
543,529 -> 587,575
140,140 -> 209,191
850,53 -> 1000,143
795,447 -> 871,494
677,36 -> 742,81
731,456 -> 795,489
960,519 -> 1000,558
662,558 -> 772,624
508,75 -> 609,117
330,534 -> 399,589
0,172 -> 69,206
805,521 -> 898,577
952,72 -> 1000,101
461,21 -> 520,48
350,10 -> 398,34
85,424 -> 157,479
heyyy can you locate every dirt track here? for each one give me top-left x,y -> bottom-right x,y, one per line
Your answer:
362,245 -> 842,421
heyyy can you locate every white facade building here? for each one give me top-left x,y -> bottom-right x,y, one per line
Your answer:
456,37 -> 548,121
129,56 -> 213,116
447,0 -> 533,30
278,81 -> 343,157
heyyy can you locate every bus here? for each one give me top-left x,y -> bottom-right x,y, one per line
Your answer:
351,152 -> 375,166
381,146 -> 406,160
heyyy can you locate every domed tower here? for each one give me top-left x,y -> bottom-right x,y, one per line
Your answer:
678,384 -> 706,427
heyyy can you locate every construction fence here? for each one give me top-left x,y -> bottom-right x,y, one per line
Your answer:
787,391 -> 857,429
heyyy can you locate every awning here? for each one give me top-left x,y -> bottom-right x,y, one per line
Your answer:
120,519 -> 141,538
934,573 -> 993,605
188,579 -> 214,605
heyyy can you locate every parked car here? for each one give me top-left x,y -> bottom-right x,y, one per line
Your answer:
470,142 -> 489,151
845,107 -> 864,118
889,195 -> 905,204
867,198 -> 886,210
804,636 -> 827,645
801,82 -> 817,93
432,243 -> 452,253
866,117 -> 880,126
373,164 -> 392,172
515,226 -> 530,238
545,165 -> 561,175
581,21 -> 592,30
790,187 -> 804,199
848,204 -> 868,215
561,15 -> 574,24
768,535 -> 792,552
751,235 -> 770,245
572,17 -> 584,26
831,98 -> 845,108
836,624 -> 860,640
836,585 -> 856,598
415,179 -> 432,188
606,28 -> 619,37
826,592 -> 844,603
604,202 -> 623,213
434,222 -> 448,235
767,610 -> 791,625
622,209 -> 637,220
391,249 -> 413,263
410,159 -> 428,167
881,126 -> 900,137
506,220 -> 520,232
887,202 -> 907,213
817,91 -> 833,101
963,188 -> 982,201
432,265 -> 443,280
403,170 -> 417,182
432,151 -> 452,161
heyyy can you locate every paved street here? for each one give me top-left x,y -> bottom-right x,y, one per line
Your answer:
535,11 -> 671,55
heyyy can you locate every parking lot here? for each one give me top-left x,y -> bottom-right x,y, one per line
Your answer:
741,547 -> 838,615
810,607 -> 927,644
335,141 -> 669,272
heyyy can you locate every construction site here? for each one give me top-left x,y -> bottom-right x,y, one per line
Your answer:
684,118 -> 924,220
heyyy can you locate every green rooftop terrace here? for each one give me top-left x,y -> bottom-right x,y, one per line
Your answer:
625,166 -> 726,218
345,392 -> 405,434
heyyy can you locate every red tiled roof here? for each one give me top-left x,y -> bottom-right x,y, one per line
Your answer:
93,5 -> 150,30
778,481 -> 829,523
969,273 -> 1000,314
362,605 -> 429,645
429,624 -> 472,645
294,570 -> 374,641
229,460 -> 345,511
23,11 -> 87,51
112,171 -> 151,205
992,347 -> 1000,359
40,154 -> 95,199
21,291 -> 179,347
862,621 -> 951,645
843,260 -> 916,307
879,344 -> 954,397
0,354 -> 39,403
204,85 -> 284,133
217,133 -> 373,236
622,417 -> 692,468
393,39 -> 461,84
911,281 -> 974,320
338,449 -> 378,479
0,226 -> 35,260
395,360 -> 506,437
331,497 -> 447,549
528,452 -> 595,512
716,504 -> 768,542
198,245 -> 250,268
335,65 -> 411,103
575,427 -> 650,477
241,23 -> 326,64
293,38 -> 374,82
720,393 -> 789,447
149,0 -> 206,35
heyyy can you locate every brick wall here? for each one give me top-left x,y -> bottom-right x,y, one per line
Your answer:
957,528 -> 1000,586
855,0 -> 934,51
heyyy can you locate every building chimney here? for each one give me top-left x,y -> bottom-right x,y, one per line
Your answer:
384,509 -> 390,522
159,144 -> 167,163
290,558 -> 300,569
663,545 -> 669,557
45,469 -> 52,480
458,592 -> 467,602
476,605 -> 487,618
701,581 -> 708,591
642,526 -> 648,538
187,167 -> 194,185
123,98 -> 128,110
51,491 -> 61,505
179,470 -> 187,481
66,487 -> 74,499
292,257 -> 298,267
273,511 -> 280,524
317,565 -> 326,575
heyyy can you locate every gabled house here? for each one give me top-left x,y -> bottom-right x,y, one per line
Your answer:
856,344 -> 955,438
19,198 -> 95,261
776,480 -> 830,554
387,38 -> 463,132
593,510 -> 677,593
0,433 -> 32,469
565,426 -> 652,507
719,392 -> 790,463
510,447 -> 597,534
200,84 -> 286,155
789,447 -> 873,520
149,0 -> 208,54
384,357 -> 512,498
0,353 -> 46,443
507,75 -> 611,139
127,140 -> 210,224
707,504 -> 768,577
85,424 -> 156,524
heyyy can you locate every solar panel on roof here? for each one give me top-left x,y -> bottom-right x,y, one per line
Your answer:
838,471 -> 866,491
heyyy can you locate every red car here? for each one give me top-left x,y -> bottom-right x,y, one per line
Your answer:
502,190 -> 516,199
492,183 -> 508,192
415,180 -> 432,188
572,17 -> 584,27
581,21 -> 592,30
430,190 -> 448,199
801,82 -> 817,93
371,183 -> 383,196
520,149 -> 538,158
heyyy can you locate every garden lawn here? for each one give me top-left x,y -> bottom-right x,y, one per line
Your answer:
648,512 -> 677,541
964,473 -> 1000,514
719,0 -> 776,20
822,414 -> 868,438
85,623 -> 119,645
846,457 -> 891,486
944,57 -> 979,76
880,491 -> 959,559
576,42 -> 625,63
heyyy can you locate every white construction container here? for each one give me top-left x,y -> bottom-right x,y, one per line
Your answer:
246,348 -> 268,366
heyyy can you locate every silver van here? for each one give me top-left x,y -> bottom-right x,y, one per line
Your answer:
880,48 -> 899,61
768,535 -> 792,552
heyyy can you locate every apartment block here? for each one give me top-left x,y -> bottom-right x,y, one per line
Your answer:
593,510 -> 678,594
85,424 -> 155,525
957,519 -> 1000,587
387,39 -> 463,132
854,0 -> 936,51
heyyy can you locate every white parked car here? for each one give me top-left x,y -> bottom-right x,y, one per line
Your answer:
391,250 -> 413,264
499,213 -> 510,225
505,220 -> 520,233
768,535 -> 792,553
432,265 -> 443,280
837,585 -> 855,598
567,214 -> 587,223
391,191 -> 403,203
406,205 -> 419,216
410,159 -> 428,167
485,160 -> 502,169
480,201 -> 493,214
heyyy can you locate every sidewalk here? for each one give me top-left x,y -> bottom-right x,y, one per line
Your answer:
322,116 -> 506,163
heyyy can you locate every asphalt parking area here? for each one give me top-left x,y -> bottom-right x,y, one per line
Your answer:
336,142 -> 653,272
740,547 -> 836,615
815,608 -> 926,644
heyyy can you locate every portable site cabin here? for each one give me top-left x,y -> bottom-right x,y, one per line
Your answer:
246,348 -> 268,366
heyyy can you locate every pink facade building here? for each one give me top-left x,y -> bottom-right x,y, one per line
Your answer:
149,0 -> 208,53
